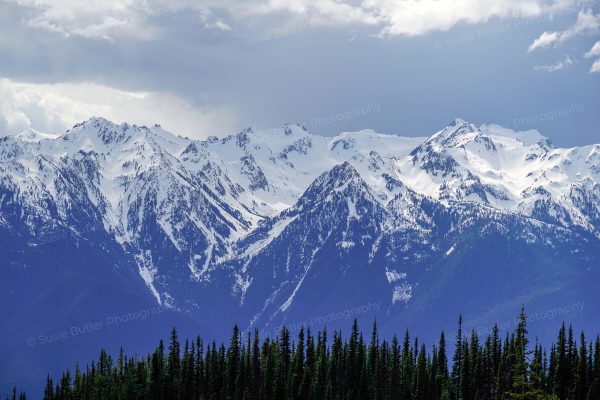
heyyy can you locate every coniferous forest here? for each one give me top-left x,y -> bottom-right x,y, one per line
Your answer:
7,309 -> 600,400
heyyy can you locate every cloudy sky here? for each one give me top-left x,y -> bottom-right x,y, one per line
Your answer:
0,0 -> 599,146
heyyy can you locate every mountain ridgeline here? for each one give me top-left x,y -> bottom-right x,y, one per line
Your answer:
1,117 -> 599,395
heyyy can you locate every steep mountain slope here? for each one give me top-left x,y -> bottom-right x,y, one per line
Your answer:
1,117 -> 599,395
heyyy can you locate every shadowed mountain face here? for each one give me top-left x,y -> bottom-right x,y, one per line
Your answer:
1,117 -> 599,395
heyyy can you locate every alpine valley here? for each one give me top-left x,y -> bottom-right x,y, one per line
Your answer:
1,117 -> 599,394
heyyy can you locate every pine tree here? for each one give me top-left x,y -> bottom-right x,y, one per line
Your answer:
226,325 -> 241,400
412,343 -> 428,400
249,329 -> 261,400
390,334 -> 401,398
451,315 -> 463,400
368,320 -> 380,399
43,375 -> 54,400
166,327 -> 180,398
288,327 -> 305,399
574,332 -> 588,400
436,331 -> 450,398
554,323 -> 570,399
460,339 -> 471,400
587,336 -> 600,400
21,312 -> 600,400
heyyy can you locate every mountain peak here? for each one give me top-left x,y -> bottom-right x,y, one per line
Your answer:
449,117 -> 468,126
425,118 -> 479,148
65,116 -> 153,146
72,116 -> 113,129
302,161 -> 366,198
444,117 -> 477,133
15,128 -> 60,142
329,161 -> 361,182
282,123 -> 309,135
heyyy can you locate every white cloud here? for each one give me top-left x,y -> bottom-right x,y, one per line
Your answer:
533,55 -> 574,72
528,9 -> 600,51
528,31 -> 560,52
363,0 -> 573,37
585,41 -> 600,73
0,78 -> 239,138
204,20 -> 232,32
7,0 -> 582,39
7,0 -> 158,40
584,40 -> 600,58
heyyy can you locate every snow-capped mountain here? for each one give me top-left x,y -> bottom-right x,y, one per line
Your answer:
2,116 -> 599,394
2,116 -> 599,342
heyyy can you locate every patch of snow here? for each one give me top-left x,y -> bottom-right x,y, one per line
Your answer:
445,244 -> 456,257
135,251 -> 162,305
385,269 -> 407,283
338,240 -> 355,249
392,283 -> 412,304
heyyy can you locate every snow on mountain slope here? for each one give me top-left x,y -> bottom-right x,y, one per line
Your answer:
3,116 -> 600,399
1,116 -> 599,312
223,161 -> 399,328
15,128 -> 61,142
395,119 -> 600,233
201,125 -> 426,217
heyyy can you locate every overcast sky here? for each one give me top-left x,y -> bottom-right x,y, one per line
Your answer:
0,0 -> 599,146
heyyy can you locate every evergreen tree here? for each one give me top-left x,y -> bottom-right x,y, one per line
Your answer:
43,375 -> 54,400
554,323 -> 570,399
226,325 -> 241,400
436,331 -> 449,399
412,343 -> 428,400
574,332 -> 588,400
18,311 -> 600,400
451,315 -> 463,400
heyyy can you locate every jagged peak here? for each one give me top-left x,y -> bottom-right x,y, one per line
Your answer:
70,116 -> 115,130
64,116 -> 183,148
428,118 -> 479,145
307,161 -> 366,193
69,116 -> 170,135
421,119 -> 554,154
89,116 -> 151,130
329,160 -> 361,179
288,160 -> 382,216
428,118 -> 553,150
282,123 -> 309,135
449,117 -> 468,127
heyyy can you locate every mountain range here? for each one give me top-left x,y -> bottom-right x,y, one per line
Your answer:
1,117 -> 599,395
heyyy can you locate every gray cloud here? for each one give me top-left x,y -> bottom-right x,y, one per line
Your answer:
7,0 -> 583,40
0,1 -> 599,146
0,78 -> 239,138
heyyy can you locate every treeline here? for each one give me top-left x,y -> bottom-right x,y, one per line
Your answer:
12,309 -> 600,400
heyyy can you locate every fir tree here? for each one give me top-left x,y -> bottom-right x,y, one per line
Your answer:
17,311 -> 600,400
